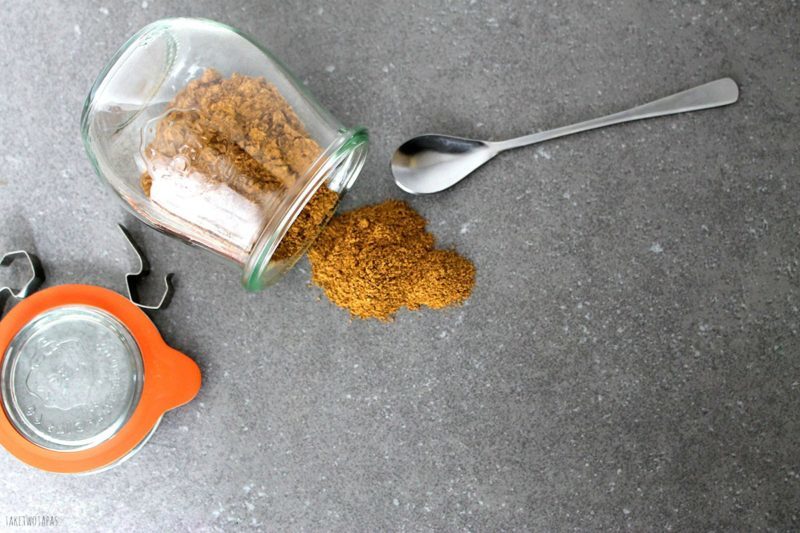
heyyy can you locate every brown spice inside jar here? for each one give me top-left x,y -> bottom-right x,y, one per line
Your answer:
140,68 -> 335,261
308,200 -> 475,320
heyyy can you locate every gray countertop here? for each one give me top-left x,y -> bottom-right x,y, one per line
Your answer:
1,1 -> 798,531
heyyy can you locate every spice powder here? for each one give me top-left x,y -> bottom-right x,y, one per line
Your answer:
140,69 -> 337,262
308,200 -> 475,320
139,70 -> 475,313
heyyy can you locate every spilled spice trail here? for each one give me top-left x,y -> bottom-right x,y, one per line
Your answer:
308,200 -> 475,320
273,186 -> 339,261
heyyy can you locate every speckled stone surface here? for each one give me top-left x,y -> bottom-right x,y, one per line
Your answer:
0,1 -> 798,531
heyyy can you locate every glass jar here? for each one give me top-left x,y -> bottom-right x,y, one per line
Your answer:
81,18 -> 368,291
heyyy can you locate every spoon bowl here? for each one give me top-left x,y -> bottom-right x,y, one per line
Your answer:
392,135 -> 497,194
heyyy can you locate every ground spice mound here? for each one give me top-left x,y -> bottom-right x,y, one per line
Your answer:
308,200 -> 475,320
140,68 -> 334,261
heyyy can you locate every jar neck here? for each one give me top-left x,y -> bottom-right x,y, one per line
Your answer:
243,127 -> 369,291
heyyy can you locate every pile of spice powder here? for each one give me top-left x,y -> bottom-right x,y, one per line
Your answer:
140,68 -> 335,261
308,200 -> 475,320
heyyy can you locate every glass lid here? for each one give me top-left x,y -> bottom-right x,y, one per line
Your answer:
1,305 -> 143,451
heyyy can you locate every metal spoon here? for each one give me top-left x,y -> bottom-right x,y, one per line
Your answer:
392,78 -> 739,194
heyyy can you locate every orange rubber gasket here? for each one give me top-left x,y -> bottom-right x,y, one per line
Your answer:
0,284 -> 201,473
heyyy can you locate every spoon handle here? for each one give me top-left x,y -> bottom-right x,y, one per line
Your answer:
493,78 -> 739,152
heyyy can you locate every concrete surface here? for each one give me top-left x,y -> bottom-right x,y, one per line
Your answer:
0,0 -> 798,531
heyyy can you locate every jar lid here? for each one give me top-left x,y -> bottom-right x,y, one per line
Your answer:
0,285 -> 200,473
1,305 -> 143,451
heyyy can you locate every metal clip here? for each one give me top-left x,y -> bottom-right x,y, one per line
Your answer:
0,251 -> 45,318
119,225 -> 174,311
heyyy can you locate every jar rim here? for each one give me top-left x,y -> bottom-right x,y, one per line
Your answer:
243,127 -> 369,291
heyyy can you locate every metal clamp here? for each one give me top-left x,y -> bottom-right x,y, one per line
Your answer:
0,250 -> 45,318
118,225 -> 174,311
